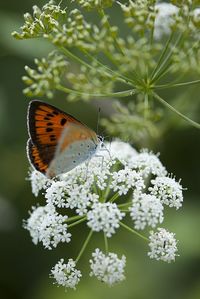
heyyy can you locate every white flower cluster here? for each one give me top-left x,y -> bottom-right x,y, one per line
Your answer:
26,140 -> 183,289
148,228 -> 178,263
129,150 -> 167,178
130,193 -> 164,230
154,3 -> 179,40
87,202 -> 125,237
90,248 -> 126,286
28,170 -> 50,197
51,258 -> 81,289
45,181 -> 68,208
24,205 -> 71,249
105,139 -> 137,164
149,176 -> 183,209
110,168 -> 144,195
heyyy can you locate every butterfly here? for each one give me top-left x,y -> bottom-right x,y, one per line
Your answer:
27,100 -> 103,178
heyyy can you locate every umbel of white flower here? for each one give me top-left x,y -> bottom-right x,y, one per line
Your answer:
87,202 -> 125,237
25,140 -> 183,289
130,193 -> 164,230
24,205 -> 71,249
148,228 -> 178,263
90,248 -> 126,286
50,258 -> 82,289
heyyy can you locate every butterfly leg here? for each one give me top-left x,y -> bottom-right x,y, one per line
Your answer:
83,160 -> 90,182
94,154 -> 105,172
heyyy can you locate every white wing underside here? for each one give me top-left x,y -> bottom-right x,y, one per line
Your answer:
47,123 -> 98,177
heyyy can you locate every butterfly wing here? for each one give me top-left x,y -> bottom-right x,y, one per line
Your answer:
27,139 -> 49,174
28,100 -> 81,147
27,100 -> 99,177
47,123 -> 99,177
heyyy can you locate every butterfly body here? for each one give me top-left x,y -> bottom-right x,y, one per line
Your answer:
27,100 -> 102,178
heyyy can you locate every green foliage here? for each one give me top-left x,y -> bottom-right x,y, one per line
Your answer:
12,0 -> 200,146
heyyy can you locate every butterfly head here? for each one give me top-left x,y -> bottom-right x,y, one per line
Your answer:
97,135 -> 105,148
97,135 -> 104,143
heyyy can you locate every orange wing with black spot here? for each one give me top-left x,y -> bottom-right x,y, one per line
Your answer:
27,100 -> 81,147
27,100 -> 85,174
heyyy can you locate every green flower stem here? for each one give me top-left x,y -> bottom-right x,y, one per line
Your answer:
150,17 -> 155,45
82,49 -> 137,86
118,202 -> 132,209
104,233 -> 109,253
75,230 -> 93,263
150,31 -> 174,79
152,92 -> 200,129
98,8 -> 124,56
103,184 -> 111,202
155,79 -> 200,90
60,46 -> 135,86
119,221 -> 149,242
56,84 -> 135,98
103,176 -> 112,202
103,50 -> 142,86
60,46 -> 95,70
68,217 -> 87,228
144,93 -> 149,119
97,9 -> 142,85
153,39 -> 200,83
103,163 -> 121,202
109,192 -> 120,203
151,33 -> 183,82
151,62 -> 173,83
66,215 -> 84,223
93,183 -> 100,196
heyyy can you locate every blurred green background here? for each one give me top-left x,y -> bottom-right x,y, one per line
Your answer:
0,1 -> 200,299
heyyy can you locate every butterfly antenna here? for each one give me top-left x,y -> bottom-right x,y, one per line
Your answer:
97,107 -> 101,136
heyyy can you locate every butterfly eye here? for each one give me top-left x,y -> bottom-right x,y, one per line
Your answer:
97,135 -> 104,142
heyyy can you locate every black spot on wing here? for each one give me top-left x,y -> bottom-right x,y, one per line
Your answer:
60,118 -> 67,126
47,113 -> 54,117
46,128 -> 53,132
53,110 -> 59,115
